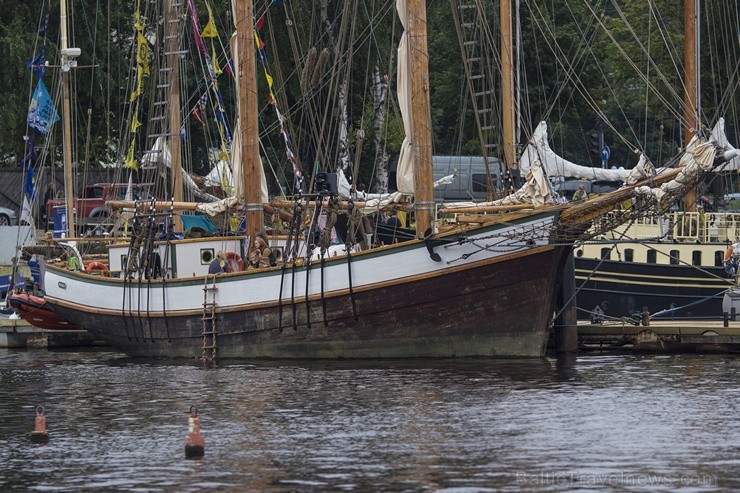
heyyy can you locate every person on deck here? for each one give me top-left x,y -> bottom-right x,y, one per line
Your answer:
248,237 -> 274,268
572,185 -> 588,202
387,211 -> 402,229
208,251 -> 226,274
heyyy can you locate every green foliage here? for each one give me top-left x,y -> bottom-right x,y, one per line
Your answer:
0,0 -> 736,182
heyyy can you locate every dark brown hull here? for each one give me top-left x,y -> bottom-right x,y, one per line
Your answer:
47,245 -> 570,358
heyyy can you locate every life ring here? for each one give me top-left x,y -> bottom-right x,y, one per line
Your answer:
224,252 -> 244,272
85,261 -> 109,272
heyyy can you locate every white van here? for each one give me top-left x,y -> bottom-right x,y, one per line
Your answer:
389,155 -> 502,202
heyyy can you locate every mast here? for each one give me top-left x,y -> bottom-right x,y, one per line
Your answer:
501,0 -> 516,176
683,0 -> 699,146
683,0 -> 699,212
236,0 -> 262,242
406,0 -> 434,236
165,0 -> 183,232
60,0 -> 76,238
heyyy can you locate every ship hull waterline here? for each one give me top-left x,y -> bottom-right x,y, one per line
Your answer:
45,246 -> 570,359
43,211 -> 571,359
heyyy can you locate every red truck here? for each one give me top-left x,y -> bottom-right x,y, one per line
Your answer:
46,182 -> 153,232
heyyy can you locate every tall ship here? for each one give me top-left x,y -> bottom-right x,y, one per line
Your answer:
35,0 -> 738,359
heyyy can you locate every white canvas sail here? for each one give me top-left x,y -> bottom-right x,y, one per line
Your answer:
395,0 -> 415,195
711,118 -> 740,171
520,121 -> 631,181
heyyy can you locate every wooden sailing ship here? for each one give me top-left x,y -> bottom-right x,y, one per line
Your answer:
40,0 -> 737,359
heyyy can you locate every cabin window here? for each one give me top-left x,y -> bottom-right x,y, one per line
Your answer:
471,174 -> 497,192
669,250 -> 680,265
715,251 -> 724,267
647,250 -> 657,264
121,255 -> 127,269
692,251 -> 701,266
201,249 -> 215,265
600,248 -> 611,260
624,249 -> 634,262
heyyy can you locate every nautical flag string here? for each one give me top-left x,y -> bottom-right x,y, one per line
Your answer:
188,0 -> 231,156
254,5 -> 303,194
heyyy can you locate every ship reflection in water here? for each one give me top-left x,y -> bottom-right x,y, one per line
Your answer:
0,350 -> 736,491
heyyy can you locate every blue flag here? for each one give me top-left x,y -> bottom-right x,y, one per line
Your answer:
25,164 -> 36,202
27,80 -> 60,134
27,48 -> 46,79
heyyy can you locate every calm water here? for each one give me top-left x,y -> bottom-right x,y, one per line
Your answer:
0,349 -> 737,492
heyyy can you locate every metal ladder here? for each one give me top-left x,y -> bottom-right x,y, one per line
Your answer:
202,275 -> 218,362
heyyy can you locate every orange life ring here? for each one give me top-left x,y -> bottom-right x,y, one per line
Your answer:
224,252 -> 244,272
725,245 -> 734,264
85,261 -> 109,272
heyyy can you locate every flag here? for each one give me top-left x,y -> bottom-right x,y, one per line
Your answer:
20,195 -> 36,234
124,138 -> 138,170
192,105 -> 205,126
25,164 -> 36,201
201,3 -> 218,38
27,80 -> 60,134
26,48 -> 46,79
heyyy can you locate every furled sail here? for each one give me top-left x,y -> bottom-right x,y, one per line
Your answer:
394,0 -> 415,195
520,121 -> 631,181
711,118 -> 740,171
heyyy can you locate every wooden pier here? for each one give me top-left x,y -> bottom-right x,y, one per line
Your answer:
577,319 -> 740,353
0,318 -> 94,349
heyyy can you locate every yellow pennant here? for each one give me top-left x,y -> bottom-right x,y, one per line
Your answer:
211,42 -> 222,75
137,31 -> 150,76
124,139 -> 139,171
201,2 -> 218,38
130,111 -> 141,133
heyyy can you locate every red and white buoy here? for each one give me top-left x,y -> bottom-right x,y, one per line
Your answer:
31,406 -> 49,443
184,406 -> 205,459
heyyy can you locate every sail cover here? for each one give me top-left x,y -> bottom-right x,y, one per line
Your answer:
711,118 -> 740,171
395,0 -> 415,195
520,121 -> 631,181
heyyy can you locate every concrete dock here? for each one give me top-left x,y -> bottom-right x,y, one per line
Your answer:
0,318 -> 94,349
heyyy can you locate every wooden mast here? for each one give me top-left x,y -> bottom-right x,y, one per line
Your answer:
60,0 -> 75,237
683,0 -> 698,211
165,0 -> 183,232
501,0 -> 516,176
683,0 -> 698,146
407,0 -> 434,236
236,0 -> 262,243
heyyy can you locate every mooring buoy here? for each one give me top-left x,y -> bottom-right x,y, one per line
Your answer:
30,406 -> 49,443
184,406 -> 205,459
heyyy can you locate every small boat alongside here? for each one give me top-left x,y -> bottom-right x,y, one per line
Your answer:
7,291 -> 81,331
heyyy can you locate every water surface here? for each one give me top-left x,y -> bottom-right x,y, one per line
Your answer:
0,349 -> 737,492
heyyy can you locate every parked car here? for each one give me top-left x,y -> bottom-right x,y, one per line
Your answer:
46,182 -> 154,234
0,206 -> 18,226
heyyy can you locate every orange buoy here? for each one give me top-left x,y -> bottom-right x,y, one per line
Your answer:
184,406 -> 205,459
31,406 -> 49,443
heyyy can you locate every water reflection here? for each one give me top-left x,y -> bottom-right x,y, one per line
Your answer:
0,349 -> 737,492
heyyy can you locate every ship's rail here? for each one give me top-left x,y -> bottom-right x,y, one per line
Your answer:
591,211 -> 740,243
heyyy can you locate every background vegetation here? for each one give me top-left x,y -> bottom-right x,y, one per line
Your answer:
0,0 -> 736,195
